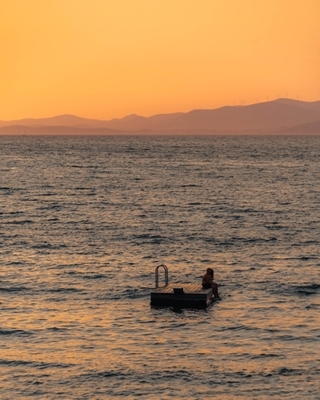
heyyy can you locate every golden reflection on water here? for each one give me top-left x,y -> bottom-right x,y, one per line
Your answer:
1,135 -> 320,398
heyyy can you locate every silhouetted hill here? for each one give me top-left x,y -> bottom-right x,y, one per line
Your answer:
278,120 -> 320,134
0,114 -> 118,130
156,100 -> 320,132
1,99 -> 320,134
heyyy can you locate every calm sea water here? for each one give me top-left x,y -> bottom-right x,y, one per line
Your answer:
0,134 -> 320,399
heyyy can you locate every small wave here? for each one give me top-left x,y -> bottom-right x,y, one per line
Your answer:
82,274 -> 106,280
181,184 -> 198,188
299,255 -> 317,260
36,192 -> 56,197
0,359 -> 74,369
98,287 -> 150,301
44,204 -> 62,209
123,288 -> 149,299
244,237 -> 277,243
250,353 -> 280,359
295,283 -> 320,296
305,303 -> 319,309
85,370 -> 128,379
47,287 -> 82,293
0,359 -> 32,366
46,327 -> 69,332
0,329 -> 32,336
71,164 -> 86,168
265,224 -> 285,230
31,243 -> 67,249
134,234 -> 163,239
83,367 -> 194,383
6,261 -> 23,266
263,327 -> 281,333
220,325 -> 258,332
142,254 -> 155,259
0,286 -> 30,292
215,236 -> 277,246
133,234 -> 167,244
277,367 -> 302,376
8,219 -> 34,225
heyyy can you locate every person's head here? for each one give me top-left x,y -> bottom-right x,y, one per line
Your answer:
206,268 -> 214,276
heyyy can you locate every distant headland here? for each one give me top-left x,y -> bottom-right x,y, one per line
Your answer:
1,98 -> 320,135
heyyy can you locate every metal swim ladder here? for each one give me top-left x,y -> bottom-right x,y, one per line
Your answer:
155,264 -> 168,288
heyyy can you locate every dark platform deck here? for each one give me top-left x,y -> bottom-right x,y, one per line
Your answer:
150,283 -> 213,309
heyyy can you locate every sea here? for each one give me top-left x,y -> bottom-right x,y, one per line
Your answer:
0,134 -> 319,399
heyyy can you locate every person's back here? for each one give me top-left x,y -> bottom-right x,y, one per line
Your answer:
202,272 -> 213,288
202,268 -> 220,298
202,268 -> 214,288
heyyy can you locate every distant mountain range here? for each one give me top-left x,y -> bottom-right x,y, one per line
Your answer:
1,98 -> 320,134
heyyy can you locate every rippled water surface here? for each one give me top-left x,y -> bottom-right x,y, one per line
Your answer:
1,135 -> 320,399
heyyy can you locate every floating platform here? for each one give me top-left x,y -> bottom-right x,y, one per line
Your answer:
150,283 -> 213,309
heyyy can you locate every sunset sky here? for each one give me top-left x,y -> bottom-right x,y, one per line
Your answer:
1,0 -> 320,120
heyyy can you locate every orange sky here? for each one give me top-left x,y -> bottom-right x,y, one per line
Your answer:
1,0 -> 320,120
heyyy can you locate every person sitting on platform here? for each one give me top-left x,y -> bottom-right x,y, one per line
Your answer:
202,268 -> 220,298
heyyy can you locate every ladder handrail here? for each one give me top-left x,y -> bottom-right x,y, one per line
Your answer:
155,264 -> 168,288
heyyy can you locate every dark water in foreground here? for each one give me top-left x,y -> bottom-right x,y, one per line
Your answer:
0,135 -> 320,399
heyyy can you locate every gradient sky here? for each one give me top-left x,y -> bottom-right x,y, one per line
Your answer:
1,0 -> 320,120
